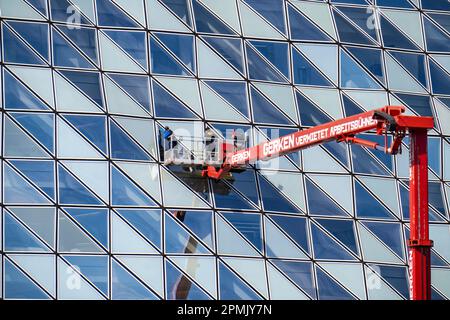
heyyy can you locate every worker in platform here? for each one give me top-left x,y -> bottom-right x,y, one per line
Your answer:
163,126 -> 173,140
163,126 -> 177,148
232,129 -> 238,152
204,127 -> 217,161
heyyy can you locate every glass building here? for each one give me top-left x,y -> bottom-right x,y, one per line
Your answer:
0,0 -> 449,300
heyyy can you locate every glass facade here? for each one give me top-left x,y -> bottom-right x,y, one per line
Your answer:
1,0 -> 450,300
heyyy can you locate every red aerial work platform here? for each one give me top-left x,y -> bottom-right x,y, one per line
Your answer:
165,106 -> 434,300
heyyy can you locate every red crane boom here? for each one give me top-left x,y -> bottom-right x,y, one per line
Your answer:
200,105 -> 434,300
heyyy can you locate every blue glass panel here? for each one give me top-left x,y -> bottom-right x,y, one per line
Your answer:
219,262 -> 261,300
26,0 -> 48,15
399,183 -> 410,220
211,123 -> 251,141
428,182 -> 446,216
117,209 -> 161,249
153,81 -> 197,118
10,112 -> 54,152
164,212 -> 210,254
431,250 -> 448,267
58,165 -> 103,205
342,94 -> 365,117
64,255 -> 109,296
311,223 -> 355,260
296,91 -> 333,127
109,74 -> 151,111
250,41 -> 290,79
4,164 -> 51,204
259,175 -> 301,213
346,47 -> 384,84
422,0 -> 450,11
96,0 -> 138,27
4,69 -> 49,110
104,30 -> 147,68
227,170 -> 259,206
270,215 -> 309,253
160,0 -> 192,26
428,137 -> 441,176
432,288 -> 446,300
111,167 -> 156,206
166,165 -> 211,202
355,180 -> 394,219
176,211 -> 214,249
336,6 -> 378,41
271,260 -> 316,299
331,0 -> 368,3
400,183 -> 444,222
7,21 -> 49,60
192,0 -> 234,35
59,70 -> 104,108
53,30 -> 94,68
396,94 -> 433,117
244,0 -> 286,34
10,160 -> 55,200
245,0 -> 286,34
373,265 -> 409,299
322,141 -> 350,169
333,9 -> 374,45
213,180 -> 256,210
205,81 -> 249,117
50,0 -> 91,24
251,87 -> 292,125
3,25 -> 46,65
222,212 -> 262,251
110,121 -> 151,160
358,134 -> 393,171
289,5 -> 331,41
166,260 -> 210,300
292,48 -> 333,86
429,14 -> 450,34
439,97 -> 450,109
305,178 -> 348,217
5,259 -> 50,299
65,208 -> 109,248
112,259 -> 158,300
350,146 -> 392,176
203,36 -> 244,74
316,267 -> 355,300
156,33 -> 196,73
57,25 -> 98,64
316,219 -> 358,256
340,50 -> 381,89
4,211 -> 49,251
380,15 -> 419,50
64,115 -> 107,154
429,60 -> 450,95
247,44 -> 287,83
389,51 -> 427,88
150,36 -> 191,76
424,18 -> 450,52
362,221 -> 403,258
376,0 -> 413,8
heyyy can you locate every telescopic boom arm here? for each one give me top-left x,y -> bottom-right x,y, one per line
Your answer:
201,105 -> 434,300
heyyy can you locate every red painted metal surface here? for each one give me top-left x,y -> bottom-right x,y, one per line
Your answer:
408,129 -> 433,300
227,108 -> 382,167
200,105 -> 434,299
